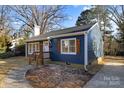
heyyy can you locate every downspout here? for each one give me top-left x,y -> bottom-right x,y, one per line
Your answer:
84,32 -> 88,71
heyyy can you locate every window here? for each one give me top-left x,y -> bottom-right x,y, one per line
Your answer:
28,43 -> 33,54
61,38 -> 76,54
28,42 -> 40,54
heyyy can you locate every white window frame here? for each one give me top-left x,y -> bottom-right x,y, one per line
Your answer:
61,38 -> 77,55
34,42 -> 40,52
28,43 -> 34,54
28,42 -> 40,54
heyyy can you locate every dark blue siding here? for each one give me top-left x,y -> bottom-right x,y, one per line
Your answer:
50,35 -> 85,64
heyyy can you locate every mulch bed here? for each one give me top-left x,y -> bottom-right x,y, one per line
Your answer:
25,64 -> 96,88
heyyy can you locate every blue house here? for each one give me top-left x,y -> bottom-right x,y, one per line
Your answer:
25,23 -> 104,68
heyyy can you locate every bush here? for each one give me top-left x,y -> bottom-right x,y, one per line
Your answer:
0,48 -> 6,53
0,44 -> 25,59
0,51 -> 15,59
14,44 -> 25,56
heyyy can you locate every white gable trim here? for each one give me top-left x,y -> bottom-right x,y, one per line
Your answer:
87,22 -> 99,33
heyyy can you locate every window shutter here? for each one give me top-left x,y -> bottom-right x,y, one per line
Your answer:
76,39 -> 80,54
57,39 -> 61,53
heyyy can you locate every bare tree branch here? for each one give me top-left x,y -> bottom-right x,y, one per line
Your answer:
10,5 -> 67,35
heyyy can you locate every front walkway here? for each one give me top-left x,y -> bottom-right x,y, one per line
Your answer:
2,65 -> 32,88
0,56 -> 33,88
84,56 -> 124,88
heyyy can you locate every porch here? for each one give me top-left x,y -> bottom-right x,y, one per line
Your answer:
25,40 -> 50,66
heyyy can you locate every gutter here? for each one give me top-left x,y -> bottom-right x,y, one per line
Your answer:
84,32 -> 88,71
26,31 -> 86,43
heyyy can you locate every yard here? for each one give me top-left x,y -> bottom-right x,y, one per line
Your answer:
0,56 -> 102,88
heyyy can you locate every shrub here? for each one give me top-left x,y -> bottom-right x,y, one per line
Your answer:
14,44 -> 25,56
0,47 -> 6,53
0,51 -> 15,59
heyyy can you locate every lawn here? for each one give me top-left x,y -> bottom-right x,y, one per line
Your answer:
0,56 -> 28,87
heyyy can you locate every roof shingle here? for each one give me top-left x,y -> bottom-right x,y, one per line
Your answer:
26,23 -> 95,42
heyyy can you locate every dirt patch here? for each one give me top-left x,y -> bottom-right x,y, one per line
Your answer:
0,56 -> 28,87
25,64 -> 100,88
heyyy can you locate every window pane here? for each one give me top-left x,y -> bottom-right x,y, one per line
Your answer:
62,41 -> 65,46
69,47 -> 75,52
64,40 -> 69,47
62,46 -> 68,52
61,40 -> 69,53
69,40 -> 75,47
69,39 -> 76,53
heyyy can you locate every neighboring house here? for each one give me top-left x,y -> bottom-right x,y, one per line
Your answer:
10,37 -> 24,50
25,23 -> 104,66
10,31 -> 24,51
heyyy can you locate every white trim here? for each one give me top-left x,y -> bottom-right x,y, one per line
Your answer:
61,52 -> 77,55
60,38 -> 77,55
50,31 -> 86,39
84,33 -> 88,65
50,31 -> 86,38
27,31 -> 86,42
28,43 -> 33,54
87,22 -> 99,34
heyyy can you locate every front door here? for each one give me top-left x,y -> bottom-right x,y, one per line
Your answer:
43,41 -> 50,61
43,41 -> 49,52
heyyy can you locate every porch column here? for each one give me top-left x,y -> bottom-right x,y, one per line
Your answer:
25,43 -> 28,57
39,41 -> 44,65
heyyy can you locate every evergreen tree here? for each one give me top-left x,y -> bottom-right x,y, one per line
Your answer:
76,9 -> 96,26
76,6 -> 112,34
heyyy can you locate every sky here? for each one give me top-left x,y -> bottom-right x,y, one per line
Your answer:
63,5 -> 118,32
62,5 -> 92,27
12,5 -> 118,33
12,5 -> 90,31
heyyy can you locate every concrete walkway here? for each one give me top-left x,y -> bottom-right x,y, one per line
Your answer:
2,65 -> 33,88
84,58 -> 124,88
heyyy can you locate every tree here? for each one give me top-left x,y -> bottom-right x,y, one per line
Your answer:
10,5 -> 67,36
0,6 -> 12,53
0,6 -> 12,34
0,34 -> 12,52
76,9 -> 96,26
107,5 -> 124,42
76,6 -> 112,34
94,6 -> 112,32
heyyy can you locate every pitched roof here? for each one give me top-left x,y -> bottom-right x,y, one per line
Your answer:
26,23 -> 95,42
